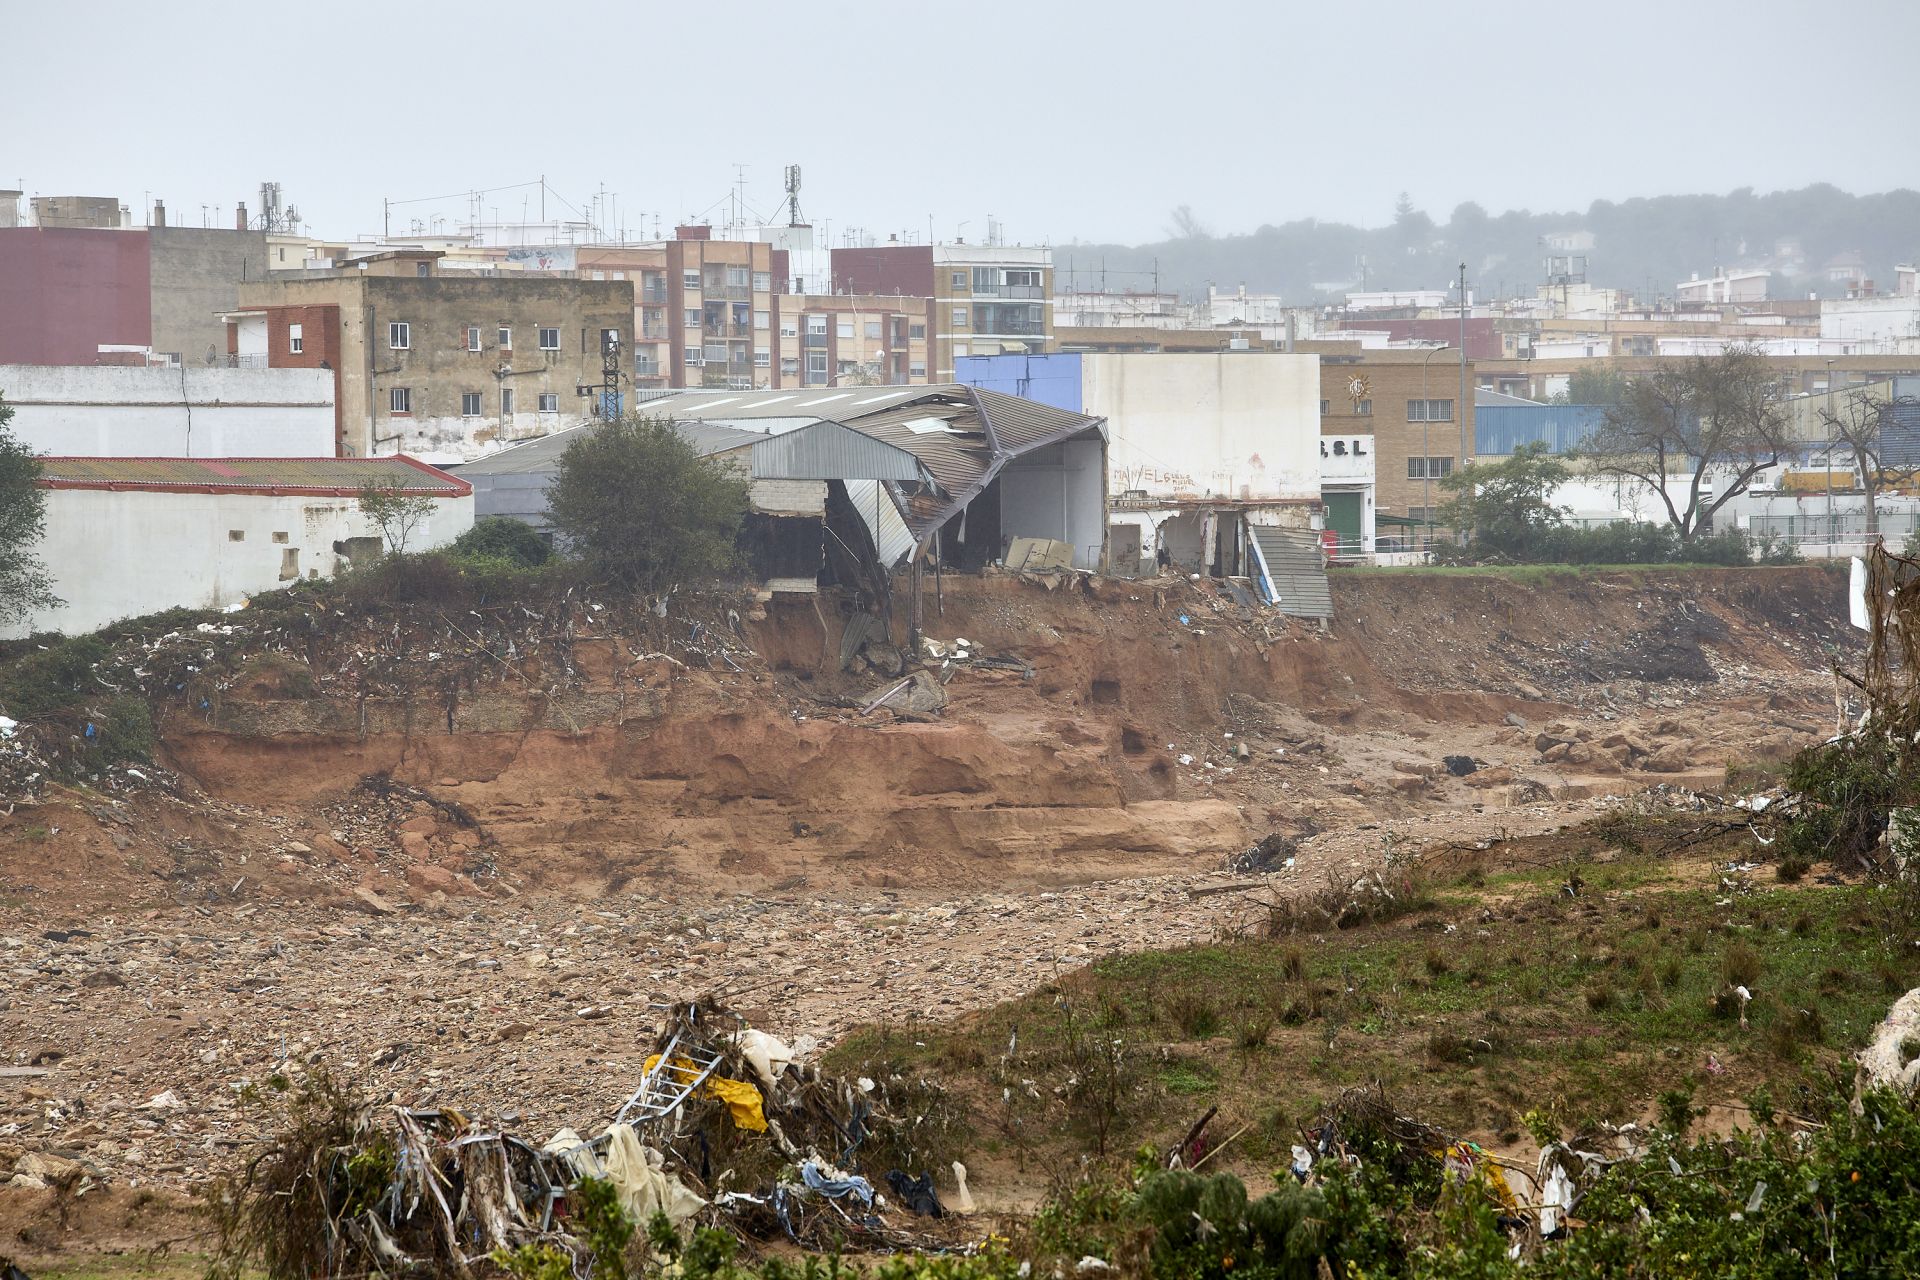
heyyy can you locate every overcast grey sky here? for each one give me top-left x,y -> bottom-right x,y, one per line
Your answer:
4,0 -> 1915,247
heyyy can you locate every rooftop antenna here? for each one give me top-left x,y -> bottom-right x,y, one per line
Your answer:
783,164 -> 804,226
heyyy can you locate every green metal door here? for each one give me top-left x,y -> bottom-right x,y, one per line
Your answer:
1325,491 -> 1363,550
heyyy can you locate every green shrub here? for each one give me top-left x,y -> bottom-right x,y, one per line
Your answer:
452,517 -> 552,568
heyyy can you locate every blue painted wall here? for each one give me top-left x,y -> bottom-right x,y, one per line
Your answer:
954,352 -> 1084,412
1477,404 -> 1606,455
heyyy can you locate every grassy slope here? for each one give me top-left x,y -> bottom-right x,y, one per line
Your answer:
829,822 -> 1915,1174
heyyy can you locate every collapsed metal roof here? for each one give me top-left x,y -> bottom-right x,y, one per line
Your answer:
35,454 -> 471,497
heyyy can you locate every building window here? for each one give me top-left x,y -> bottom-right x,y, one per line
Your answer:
1407,398 -> 1454,422
779,317 -> 799,337
288,323 -> 303,354
461,392 -> 482,417
685,308 -> 702,329
500,388 -> 515,416
752,271 -> 771,293
780,356 -> 799,375
388,321 -> 410,350
909,323 -> 926,339
972,267 -> 999,295
389,386 -> 411,414
951,271 -> 967,289
953,344 -> 969,358
272,531 -> 289,544
836,319 -> 854,340
538,392 -> 559,412
538,327 -> 560,350
806,351 -> 828,374
498,326 -> 512,349
279,548 -> 301,580
683,270 -> 701,290
754,348 -> 770,367
228,529 -> 245,542
909,361 -> 927,377
864,320 -> 881,340
1356,399 -> 1373,416
1004,268 -> 1042,294
467,326 -> 481,352
1320,399 -> 1330,416
806,315 -> 827,335
685,348 -> 702,367
1407,457 -> 1454,479
951,306 -> 967,326
725,265 -> 749,287
754,310 -> 770,330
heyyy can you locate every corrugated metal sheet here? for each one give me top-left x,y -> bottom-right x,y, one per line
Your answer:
1476,404 -> 1605,456
847,479 -> 917,566
972,386 -> 1109,451
1248,526 -> 1333,619
456,421 -> 764,477
34,455 -> 468,495
750,421 -> 928,482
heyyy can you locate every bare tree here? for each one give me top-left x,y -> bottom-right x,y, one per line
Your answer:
1164,205 -> 1210,240
357,480 -> 437,555
1582,344 -> 1795,541
1817,386 -> 1920,538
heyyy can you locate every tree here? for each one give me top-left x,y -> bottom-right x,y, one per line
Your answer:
1436,442 -> 1570,559
1817,385 -> 1920,538
1557,362 -> 1631,409
357,479 -> 437,555
545,415 -> 750,593
451,516 -> 551,567
1164,205 -> 1210,241
1582,344 -> 1794,541
0,392 -> 60,626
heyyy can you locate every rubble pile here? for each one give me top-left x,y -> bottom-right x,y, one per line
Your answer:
203,998 -> 963,1280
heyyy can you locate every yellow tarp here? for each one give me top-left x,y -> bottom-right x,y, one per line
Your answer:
642,1053 -> 768,1132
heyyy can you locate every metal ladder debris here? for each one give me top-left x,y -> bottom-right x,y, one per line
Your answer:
612,1024 -> 725,1127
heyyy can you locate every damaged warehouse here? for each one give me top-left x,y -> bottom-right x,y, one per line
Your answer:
458,385 -> 1110,635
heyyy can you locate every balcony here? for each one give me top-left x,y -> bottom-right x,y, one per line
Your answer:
703,322 -> 754,339
702,280 -> 750,302
1001,284 -> 1044,299
640,283 -> 669,304
802,333 -> 829,348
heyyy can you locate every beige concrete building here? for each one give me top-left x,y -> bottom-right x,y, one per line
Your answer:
833,243 -> 1053,382
237,253 -> 632,459
1311,345 -> 1476,525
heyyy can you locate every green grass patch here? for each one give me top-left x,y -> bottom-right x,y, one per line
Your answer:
827,858 -> 1919,1167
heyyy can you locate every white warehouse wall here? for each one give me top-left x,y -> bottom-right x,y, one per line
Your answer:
1080,353 -> 1321,504
0,364 -> 336,457
7,488 -> 472,637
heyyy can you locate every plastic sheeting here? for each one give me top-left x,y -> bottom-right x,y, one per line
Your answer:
641,1053 -> 769,1132
601,1123 -> 707,1228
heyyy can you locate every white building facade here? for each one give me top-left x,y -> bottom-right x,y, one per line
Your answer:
0,364 -> 335,457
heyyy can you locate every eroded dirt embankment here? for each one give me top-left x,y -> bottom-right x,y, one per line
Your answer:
136,565 -> 1850,902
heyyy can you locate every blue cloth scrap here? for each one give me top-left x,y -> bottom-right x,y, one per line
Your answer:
800,1159 -> 875,1206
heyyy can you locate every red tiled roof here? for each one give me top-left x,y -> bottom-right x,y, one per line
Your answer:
33,455 -> 470,497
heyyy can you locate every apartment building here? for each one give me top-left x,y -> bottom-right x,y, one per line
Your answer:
236,252 -> 633,459
832,242 -> 1052,382
775,294 -> 933,386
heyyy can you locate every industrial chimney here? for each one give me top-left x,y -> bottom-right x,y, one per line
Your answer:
235,202 -> 248,231
152,199 -> 166,227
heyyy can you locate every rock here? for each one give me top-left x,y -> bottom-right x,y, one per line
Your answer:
1442,755 -> 1478,777
80,969 -> 126,988
15,1151 -> 84,1184
1541,742 -> 1571,763
692,940 -> 728,956
1504,712 -> 1528,729
869,670 -> 946,715
1389,774 -> 1428,794
1564,742 -> 1594,765
1598,732 -> 1630,750
495,1023 -> 535,1042
352,887 -> 398,915
399,831 -> 432,859
406,864 -> 466,897
1391,760 -> 1436,777
398,815 -> 440,837
1465,766 -> 1516,789
1643,743 -> 1693,773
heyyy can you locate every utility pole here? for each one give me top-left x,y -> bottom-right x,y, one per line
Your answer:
383,198 -> 389,240
1458,262 -> 1470,467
